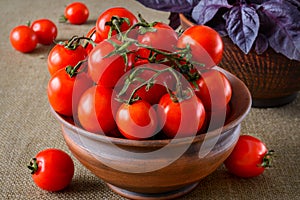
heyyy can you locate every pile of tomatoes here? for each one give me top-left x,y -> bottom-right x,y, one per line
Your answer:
47,6 -> 233,140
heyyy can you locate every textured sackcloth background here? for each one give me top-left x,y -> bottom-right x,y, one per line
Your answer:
0,0 -> 299,199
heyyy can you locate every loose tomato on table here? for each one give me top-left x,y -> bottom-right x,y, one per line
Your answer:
177,25 -> 223,68
47,40 -> 88,76
77,85 -> 120,136
224,135 -> 274,178
116,100 -> 158,140
61,2 -> 89,25
30,19 -> 57,45
28,148 -> 74,192
96,7 -> 138,40
10,25 -> 38,53
157,93 -> 206,138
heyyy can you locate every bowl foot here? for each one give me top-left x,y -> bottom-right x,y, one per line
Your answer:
252,93 -> 298,108
106,182 -> 199,200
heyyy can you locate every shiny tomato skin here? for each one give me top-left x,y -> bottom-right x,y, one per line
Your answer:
31,148 -> 74,191
192,69 -> 232,111
77,85 -> 120,135
10,25 -> 38,53
158,94 -> 206,138
72,70 -> 94,120
224,135 -> 269,178
47,43 -> 87,76
88,39 -> 127,88
96,7 -> 138,40
31,19 -> 57,45
177,25 -> 223,68
85,26 -> 103,54
47,68 -> 75,116
116,64 -> 176,105
64,2 -> 89,25
137,22 -> 178,60
116,100 -> 158,140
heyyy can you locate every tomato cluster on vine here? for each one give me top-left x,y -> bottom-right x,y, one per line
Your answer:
47,7 -> 232,140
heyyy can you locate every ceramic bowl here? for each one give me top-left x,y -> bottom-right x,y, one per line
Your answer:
50,68 -> 251,200
180,14 -> 300,107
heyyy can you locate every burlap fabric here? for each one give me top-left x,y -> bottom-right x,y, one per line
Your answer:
1,0 -> 299,199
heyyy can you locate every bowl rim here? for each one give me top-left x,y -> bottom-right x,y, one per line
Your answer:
50,67 -> 252,147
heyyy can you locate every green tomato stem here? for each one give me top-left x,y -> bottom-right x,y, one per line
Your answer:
27,158 -> 38,175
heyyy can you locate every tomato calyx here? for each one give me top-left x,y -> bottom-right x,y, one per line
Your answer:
27,158 -> 38,174
259,150 -> 275,168
65,59 -> 88,78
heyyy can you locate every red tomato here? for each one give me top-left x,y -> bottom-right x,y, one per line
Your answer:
28,148 -> 74,191
137,22 -> 178,61
157,93 -> 206,138
116,64 -> 176,105
224,135 -> 274,178
31,19 -> 57,45
47,42 -> 87,76
63,2 -> 89,25
10,25 -> 38,53
47,68 -> 75,116
85,26 -> 103,54
116,100 -> 158,140
77,85 -> 120,135
177,25 -> 223,68
72,68 -> 94,119
96,7 -> 138,40
192,69 -> 232,111
88,39 -> 127,88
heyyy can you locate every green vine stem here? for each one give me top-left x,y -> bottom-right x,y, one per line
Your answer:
117,66 -> 192,104
260,150 -> 275,168
27,158 -> 38,174
65,59 -> 88,78
103,14 -> 206,104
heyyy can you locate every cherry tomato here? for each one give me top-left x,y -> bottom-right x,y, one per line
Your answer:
31,19 -> 57,45
137,22 -> 178,61
157,93 -> 206,138
88,39 -> 127,88
116,100 -> 158,140
10,25 -> 38,53
28,148 -> 74,192
192,69 -> 232,111
72,67 -> 94,119
47,42 -> 87,76
116,64 -> 176,105
62,2 -> 89,25
96,7 -> 138,40
177,25 -> 223,68
224,135 -> 274,178
47,68 -> 75,116
77,85 -> 120,135
85,26 -> 103,54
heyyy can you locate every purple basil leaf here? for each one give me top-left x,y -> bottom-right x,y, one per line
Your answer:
191,0 -> 232,25
285,0 -> 300,9
224,4 -> 260,54
135,0 -> 200,13
260,1 -> 300,60
168,12 -> 180,29
255,33 -> 269,54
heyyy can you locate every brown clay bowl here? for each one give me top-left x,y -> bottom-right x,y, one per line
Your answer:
180,13 -> 300,108
50,68 -> 251,200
